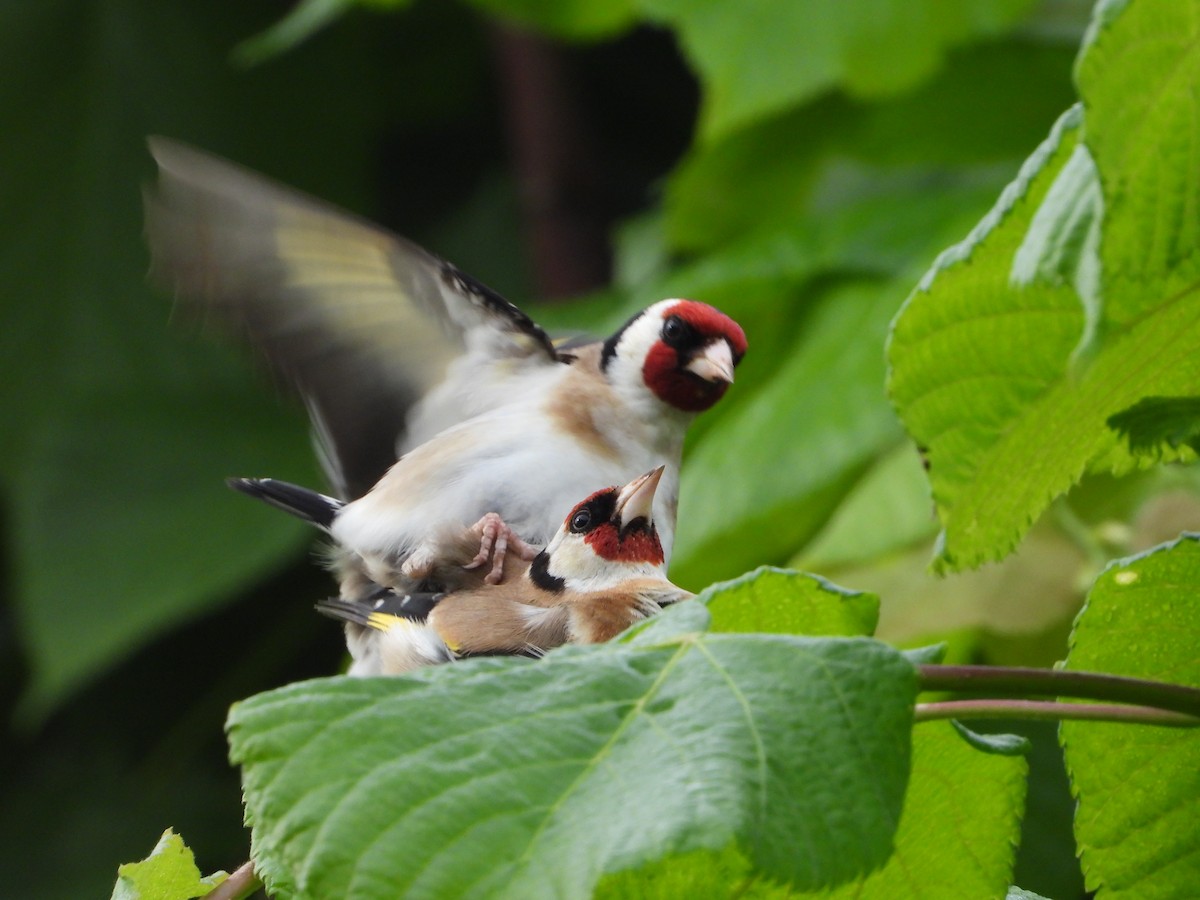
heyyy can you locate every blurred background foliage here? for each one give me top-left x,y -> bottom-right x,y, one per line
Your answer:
2,0 -> 1191,896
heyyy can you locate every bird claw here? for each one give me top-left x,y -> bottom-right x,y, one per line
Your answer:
463,512 -> 538,584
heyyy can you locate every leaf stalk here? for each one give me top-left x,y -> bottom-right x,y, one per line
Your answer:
917,664 -> 1200,716
915,699 -> 1200,728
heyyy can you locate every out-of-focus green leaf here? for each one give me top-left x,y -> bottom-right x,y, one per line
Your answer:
889,0 -> 1200,571
664,39 -> 1077,252
662,178 -> 999,293
0,0 -> 396,715
843,518 -> 1087,654
1061,535 -> 1200,898
796,443 -> 936,571
228,633 -> 916,898
833,467 -> 1200,661
12,383 -> 314,718
812,723 -> 1027,899
672,281 -> 904,589
636,0 -> 1038,143
699,566 -> 879,637
110,829 -> 225,900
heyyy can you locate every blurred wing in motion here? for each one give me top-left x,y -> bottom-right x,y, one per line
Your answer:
144,137 -> 561,498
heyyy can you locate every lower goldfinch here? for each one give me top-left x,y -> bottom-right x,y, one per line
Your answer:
315,467 -> 692,674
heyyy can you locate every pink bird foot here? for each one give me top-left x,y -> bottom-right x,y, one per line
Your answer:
463,512 -> 539,584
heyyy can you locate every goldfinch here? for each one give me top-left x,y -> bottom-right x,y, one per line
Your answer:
145,138 -> 746,593
316,467 -> 691,674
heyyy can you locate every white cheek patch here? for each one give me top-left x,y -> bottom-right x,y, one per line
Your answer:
612,305 -> 669,380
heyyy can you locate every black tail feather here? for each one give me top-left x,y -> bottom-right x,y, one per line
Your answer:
314,597 -> 377,628
227,477 -> 342,529
315,590 -> 446,628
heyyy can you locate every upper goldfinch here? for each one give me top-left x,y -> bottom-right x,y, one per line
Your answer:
144,138 -> 746,594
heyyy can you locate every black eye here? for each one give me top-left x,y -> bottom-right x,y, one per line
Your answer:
661,314 -> 689,347
570,510 -> 592,533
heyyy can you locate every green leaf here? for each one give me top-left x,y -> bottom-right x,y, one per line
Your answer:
636,0 -> 1038,143
889,0 -> 1200,571
887,106 -> 1090,572
813,722 -> 1027,899
228,634 -> 916,898
111,829 -> 226,900
699,566 -> 879,637
1061,534 -> 1200,898
1107,396 -> 1200,458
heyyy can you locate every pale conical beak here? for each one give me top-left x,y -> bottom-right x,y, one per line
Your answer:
614,466 -> 665,529
685,338 -> 735,384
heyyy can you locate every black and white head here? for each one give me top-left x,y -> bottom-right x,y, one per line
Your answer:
600,299 -> 748,415
529,467 -> 667,593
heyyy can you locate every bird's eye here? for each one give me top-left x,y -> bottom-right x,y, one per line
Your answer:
570,510 -> 592,533
661,314 -> 688,346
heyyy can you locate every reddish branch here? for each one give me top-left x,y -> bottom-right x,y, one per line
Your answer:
204,861 -> 260,900
490,23 -> 609,299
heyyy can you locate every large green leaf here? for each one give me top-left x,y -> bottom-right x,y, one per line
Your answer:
1061,535 -> 1200,898
596,720 -> 1028,899
228,614 -> 916,898
888,0 -> 1200,571
796,443 -> 936,572
814,722 -> 1027,899
636,0 -> 1037,143
595,724 -> 1027,900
